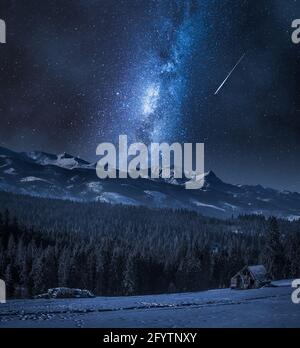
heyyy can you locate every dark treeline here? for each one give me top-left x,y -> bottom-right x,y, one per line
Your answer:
0,192 -> 300,298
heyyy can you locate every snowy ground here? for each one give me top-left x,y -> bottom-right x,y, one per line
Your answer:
0,280 -> 299,328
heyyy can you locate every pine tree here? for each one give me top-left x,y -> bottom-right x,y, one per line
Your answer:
31,255 -> 47,295
264,217 -> 284,279
123,254 -> 140,295
5,263 -> 15,297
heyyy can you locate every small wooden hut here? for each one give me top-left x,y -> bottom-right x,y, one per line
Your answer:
231,265 -> 270,290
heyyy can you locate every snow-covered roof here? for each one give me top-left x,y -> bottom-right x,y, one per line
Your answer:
232,265 -> 269,283
247,265 -> 268,282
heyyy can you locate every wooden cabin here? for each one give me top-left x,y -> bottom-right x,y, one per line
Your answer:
231,265 -> 270,290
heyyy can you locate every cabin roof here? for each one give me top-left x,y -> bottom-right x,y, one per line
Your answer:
247,265 -> 268,282
232,265 -> 268,283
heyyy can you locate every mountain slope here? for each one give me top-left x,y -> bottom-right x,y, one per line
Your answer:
0,146 -> 300,219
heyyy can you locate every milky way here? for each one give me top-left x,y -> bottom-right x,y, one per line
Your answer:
117,0 -> 205,143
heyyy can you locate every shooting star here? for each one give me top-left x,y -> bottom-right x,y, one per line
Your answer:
214,53 -> 246,95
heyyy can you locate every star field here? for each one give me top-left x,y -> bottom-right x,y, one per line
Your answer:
0,0 -> 300,190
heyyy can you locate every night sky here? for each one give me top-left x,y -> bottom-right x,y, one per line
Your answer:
0,0 -> 300,191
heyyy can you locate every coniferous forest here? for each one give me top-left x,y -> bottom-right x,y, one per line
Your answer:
0,191 -> 300,298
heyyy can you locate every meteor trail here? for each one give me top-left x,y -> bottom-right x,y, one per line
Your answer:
214,53 -> 246,95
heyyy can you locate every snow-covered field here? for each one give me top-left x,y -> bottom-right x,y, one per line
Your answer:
0,281 -> 299,328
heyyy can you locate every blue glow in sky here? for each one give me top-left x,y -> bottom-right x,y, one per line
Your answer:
114,0 -> 207,143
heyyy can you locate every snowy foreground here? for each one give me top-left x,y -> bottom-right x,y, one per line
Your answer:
0,280 -> 299,328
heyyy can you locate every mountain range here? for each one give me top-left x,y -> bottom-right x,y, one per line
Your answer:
0,146 -> 300,220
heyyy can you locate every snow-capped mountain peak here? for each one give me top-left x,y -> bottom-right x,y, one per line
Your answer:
1,146 -> 300,220
22,150 -> 90,169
